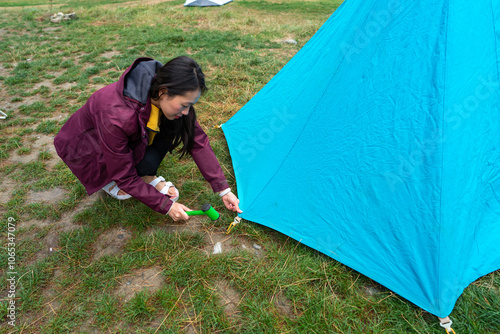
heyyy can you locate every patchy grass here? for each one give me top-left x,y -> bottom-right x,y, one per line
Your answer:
0,0 -> 499,333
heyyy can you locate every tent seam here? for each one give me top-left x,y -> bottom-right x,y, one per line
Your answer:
438,0 -> 450,316
489,0 -> 500,84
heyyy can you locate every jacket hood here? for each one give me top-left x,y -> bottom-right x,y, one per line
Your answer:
121,58 -> 163,105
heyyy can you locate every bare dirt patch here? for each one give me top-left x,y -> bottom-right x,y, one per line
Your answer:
115,267 -> 165,302
144,216 -> 205,238
57,192 -> 101,232
0,177 -> 16,204
0,63 -> 9,77
163,217 -> 203,233
1,95 -> 40,112
273,291 -> 295,319
7,133 -> 57,165
42,27 -> 62,33
59,81 -> 78,90
18,219 -> 53,230
87,83 -> 107,92
31,133 -> 56,147
78,317 -> 101,334
8,149 -> 39,164
101,0 -> 176,9
26,187 -> 68,205
101,50 -> 120,59
18,268 -> 66,328
33,79 -> 54,90
204,232 -> 265,258
31,73 -> 77,91
215,279 -> 242,319
42,269 -> 64,313
92,227 -> 133,261
39,113 -> 66,122
21,193 -> 101,264
27,229 -> 60,264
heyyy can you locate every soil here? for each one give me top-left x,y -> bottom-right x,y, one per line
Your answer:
203,231 -> 265,258
0,177 -> 16,204
92,227 -> 133,261
114,267 -> 165,302
26,187 -> 68,205
215,279 -> 242,317
273,291 -> 296,319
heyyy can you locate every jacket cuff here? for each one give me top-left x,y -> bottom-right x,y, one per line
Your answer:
160,197 -> 174,215
218,188 -> 231,197
211,179 -> 230,193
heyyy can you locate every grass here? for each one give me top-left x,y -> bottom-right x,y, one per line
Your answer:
0,0 -> 499,333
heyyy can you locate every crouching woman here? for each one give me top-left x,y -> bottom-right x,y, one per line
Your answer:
54,56 -> 241,220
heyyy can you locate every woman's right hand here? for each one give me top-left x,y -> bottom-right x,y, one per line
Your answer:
167,202 -> 190,221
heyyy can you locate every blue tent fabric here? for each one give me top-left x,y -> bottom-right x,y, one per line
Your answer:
222,0 -> 500,317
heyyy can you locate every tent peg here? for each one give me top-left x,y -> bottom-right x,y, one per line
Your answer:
438,317 -> 456,334
226,216 -> 241,234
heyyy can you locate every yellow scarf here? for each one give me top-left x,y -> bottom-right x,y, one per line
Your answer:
146,104 -> 161,145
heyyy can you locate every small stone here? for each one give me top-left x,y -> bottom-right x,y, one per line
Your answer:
213,242 -> 222,254
252,244 -> 262,250
365,287 -> 380,296
281,39 -> 297,45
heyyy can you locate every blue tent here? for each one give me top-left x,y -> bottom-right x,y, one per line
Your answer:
222,0 -> 500,317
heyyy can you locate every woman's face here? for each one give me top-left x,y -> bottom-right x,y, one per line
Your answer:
154,89 -> 201,121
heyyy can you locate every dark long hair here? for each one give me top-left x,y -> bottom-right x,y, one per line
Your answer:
150,56 -> 207,157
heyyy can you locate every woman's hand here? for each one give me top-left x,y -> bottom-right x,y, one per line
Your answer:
167,202 -> 190,221
222,192 -> 243,213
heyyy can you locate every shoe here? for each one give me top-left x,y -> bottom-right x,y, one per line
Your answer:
149,176 -> 179,202
102,181 -> 132,200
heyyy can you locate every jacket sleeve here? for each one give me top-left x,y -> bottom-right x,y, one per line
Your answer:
96,110 -> 173,214
190,120 -> 230,193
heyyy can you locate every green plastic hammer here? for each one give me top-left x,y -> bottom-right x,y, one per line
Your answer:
186,203 -> 220,220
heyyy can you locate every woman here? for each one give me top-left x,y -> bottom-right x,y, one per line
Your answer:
54,56 -> 241,221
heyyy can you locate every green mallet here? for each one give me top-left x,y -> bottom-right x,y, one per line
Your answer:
186,203 -> 220,220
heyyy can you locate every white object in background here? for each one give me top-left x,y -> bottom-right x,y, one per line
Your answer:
0,110 -> 7,120
213,242 -> 222,254
184,0 -> 232,6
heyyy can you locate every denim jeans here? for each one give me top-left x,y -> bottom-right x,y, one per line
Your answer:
135,133 -> 172,177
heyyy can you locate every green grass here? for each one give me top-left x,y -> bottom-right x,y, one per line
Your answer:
0,0 -> 499,333
0,0 -> 140,7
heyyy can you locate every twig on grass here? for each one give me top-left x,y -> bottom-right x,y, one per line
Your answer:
281,277 -> 321,288
348,274 -> 360,290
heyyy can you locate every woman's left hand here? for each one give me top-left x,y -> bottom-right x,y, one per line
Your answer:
222,191 -> 243,213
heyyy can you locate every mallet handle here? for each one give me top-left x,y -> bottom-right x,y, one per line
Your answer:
186,210 -> 205,216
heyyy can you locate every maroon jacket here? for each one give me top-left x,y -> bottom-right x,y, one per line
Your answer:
54,57 -> 229,214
